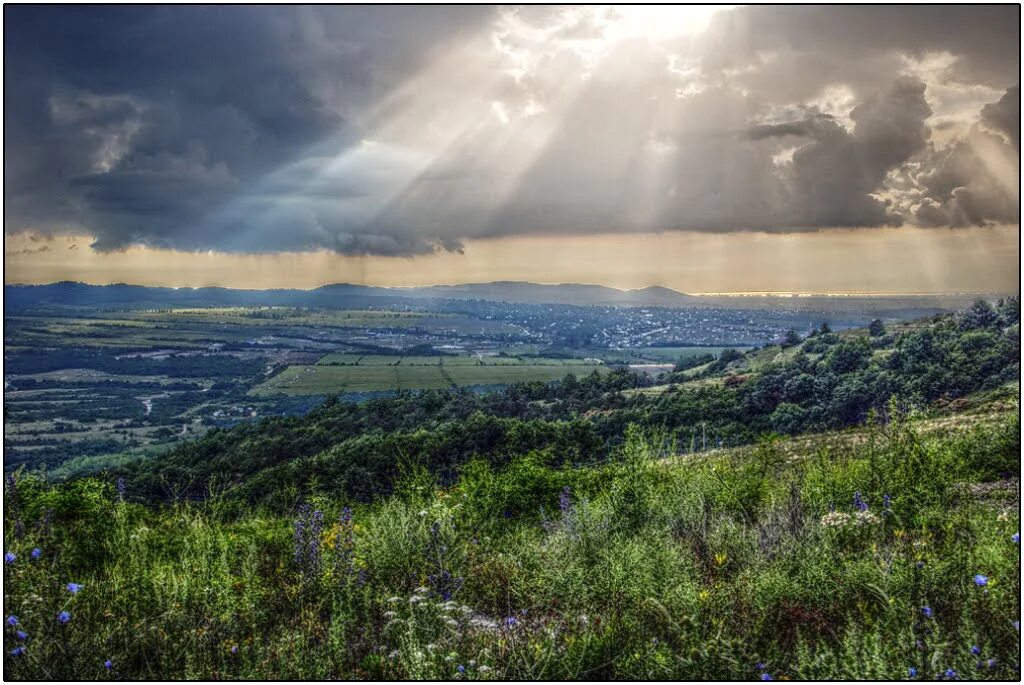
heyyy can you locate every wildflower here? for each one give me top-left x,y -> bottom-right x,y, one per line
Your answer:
293,504 -> 324,576
755,663 -> 766,670
15,631 -> 27,641
1013,533 -> 1020,544
387,650 -> 399,660
854,511 -> 881,526
853,491 -> 868,512
916,561 -> 925,569
986,659 -> 997,669
104,660 -> 113,670
457,664 -> 466,673
973,574 -> 988,587
820,512 -> 851,527
1013,621 -> 1020,630
559,486 -> 573,515
883,494 -> 892,510
30,548 -> 41,560
908,667 -> 917,677
383,611 -> 397,620
6,616 -> 18,627
478,665 -> 492,673
10,646 -> 25,657
504,616 -> 518,628
970,646 -> 980,655
66,582 -> 82,594
944,668 -> 956,679
761,674 -> 774,681
57,611 -> 71,624
4,551 -> 15,564
230,645 -> 238,655
921,606 -> 933,618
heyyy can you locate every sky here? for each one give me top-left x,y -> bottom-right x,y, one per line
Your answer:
3,5 -> 1020,293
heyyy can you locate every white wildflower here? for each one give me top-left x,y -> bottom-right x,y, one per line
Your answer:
820,512 -> 851,527
854,511 -> 881,526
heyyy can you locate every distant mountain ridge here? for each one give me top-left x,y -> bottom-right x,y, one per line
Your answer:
4,280 -> 700,311
3,280 -> 988,315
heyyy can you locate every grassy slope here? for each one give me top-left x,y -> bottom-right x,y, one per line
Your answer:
3,396 -> 1018,680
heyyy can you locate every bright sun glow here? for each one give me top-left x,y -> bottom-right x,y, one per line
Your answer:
599,5 -> 732,42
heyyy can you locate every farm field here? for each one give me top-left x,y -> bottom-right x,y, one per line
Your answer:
253,358 -> 609,395
625,345 -> 752,361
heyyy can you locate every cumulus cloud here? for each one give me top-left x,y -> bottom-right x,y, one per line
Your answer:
3,6 -> 1019,256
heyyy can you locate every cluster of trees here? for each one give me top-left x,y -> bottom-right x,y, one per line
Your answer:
114,300 -> 1019,505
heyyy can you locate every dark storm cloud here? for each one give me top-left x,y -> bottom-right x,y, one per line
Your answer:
3,5 -> 1020,256
3,5 -> 494,253
981,85 -> 1021,150
746,118 -> 829,141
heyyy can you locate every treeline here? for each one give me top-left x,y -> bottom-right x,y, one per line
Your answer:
115,300 -> 1019,505
6,348 -> 266,379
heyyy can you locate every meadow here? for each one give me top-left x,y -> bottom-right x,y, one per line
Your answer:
3,406 -> 1019,680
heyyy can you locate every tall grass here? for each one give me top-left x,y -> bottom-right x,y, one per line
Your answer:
3,407 -> 1019,680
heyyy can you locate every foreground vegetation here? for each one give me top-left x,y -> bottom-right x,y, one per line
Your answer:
3,404 -> 1020,680
4,300 -> 1019,679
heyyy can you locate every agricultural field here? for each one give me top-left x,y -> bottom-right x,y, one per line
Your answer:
252,357 -> 609,395
624,345 -> 751,361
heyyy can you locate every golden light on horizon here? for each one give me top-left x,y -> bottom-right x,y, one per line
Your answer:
4,226 -> 1019,295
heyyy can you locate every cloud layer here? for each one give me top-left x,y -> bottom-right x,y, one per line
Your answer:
4,6 -> 1019,256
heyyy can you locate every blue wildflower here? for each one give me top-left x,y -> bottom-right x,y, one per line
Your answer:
66,582 -> 82,594
10,646 -> 25,657
4,551 -> 15,564
57,610 -> 71,624
457,664 -> 465,673
973,574 -> 988,587
883,494 -> 891,510
921,606 -> 933,618
230,645 -> 238,655
559,486 -> 573,515
1013,620 -> 1020,630
908,667 -> 917,677
761,674 -> 774,681
986,659 -> 997,669
970,645 -> 980,655
30,548 -> 41,560
15,631 -> 27,641
505,616 -> 518,628
1013,533 -> 1020,544
853,491 -> 868,511
6,615 -> 18,627
944,668 -> 956,679
104,660 -> 113,670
